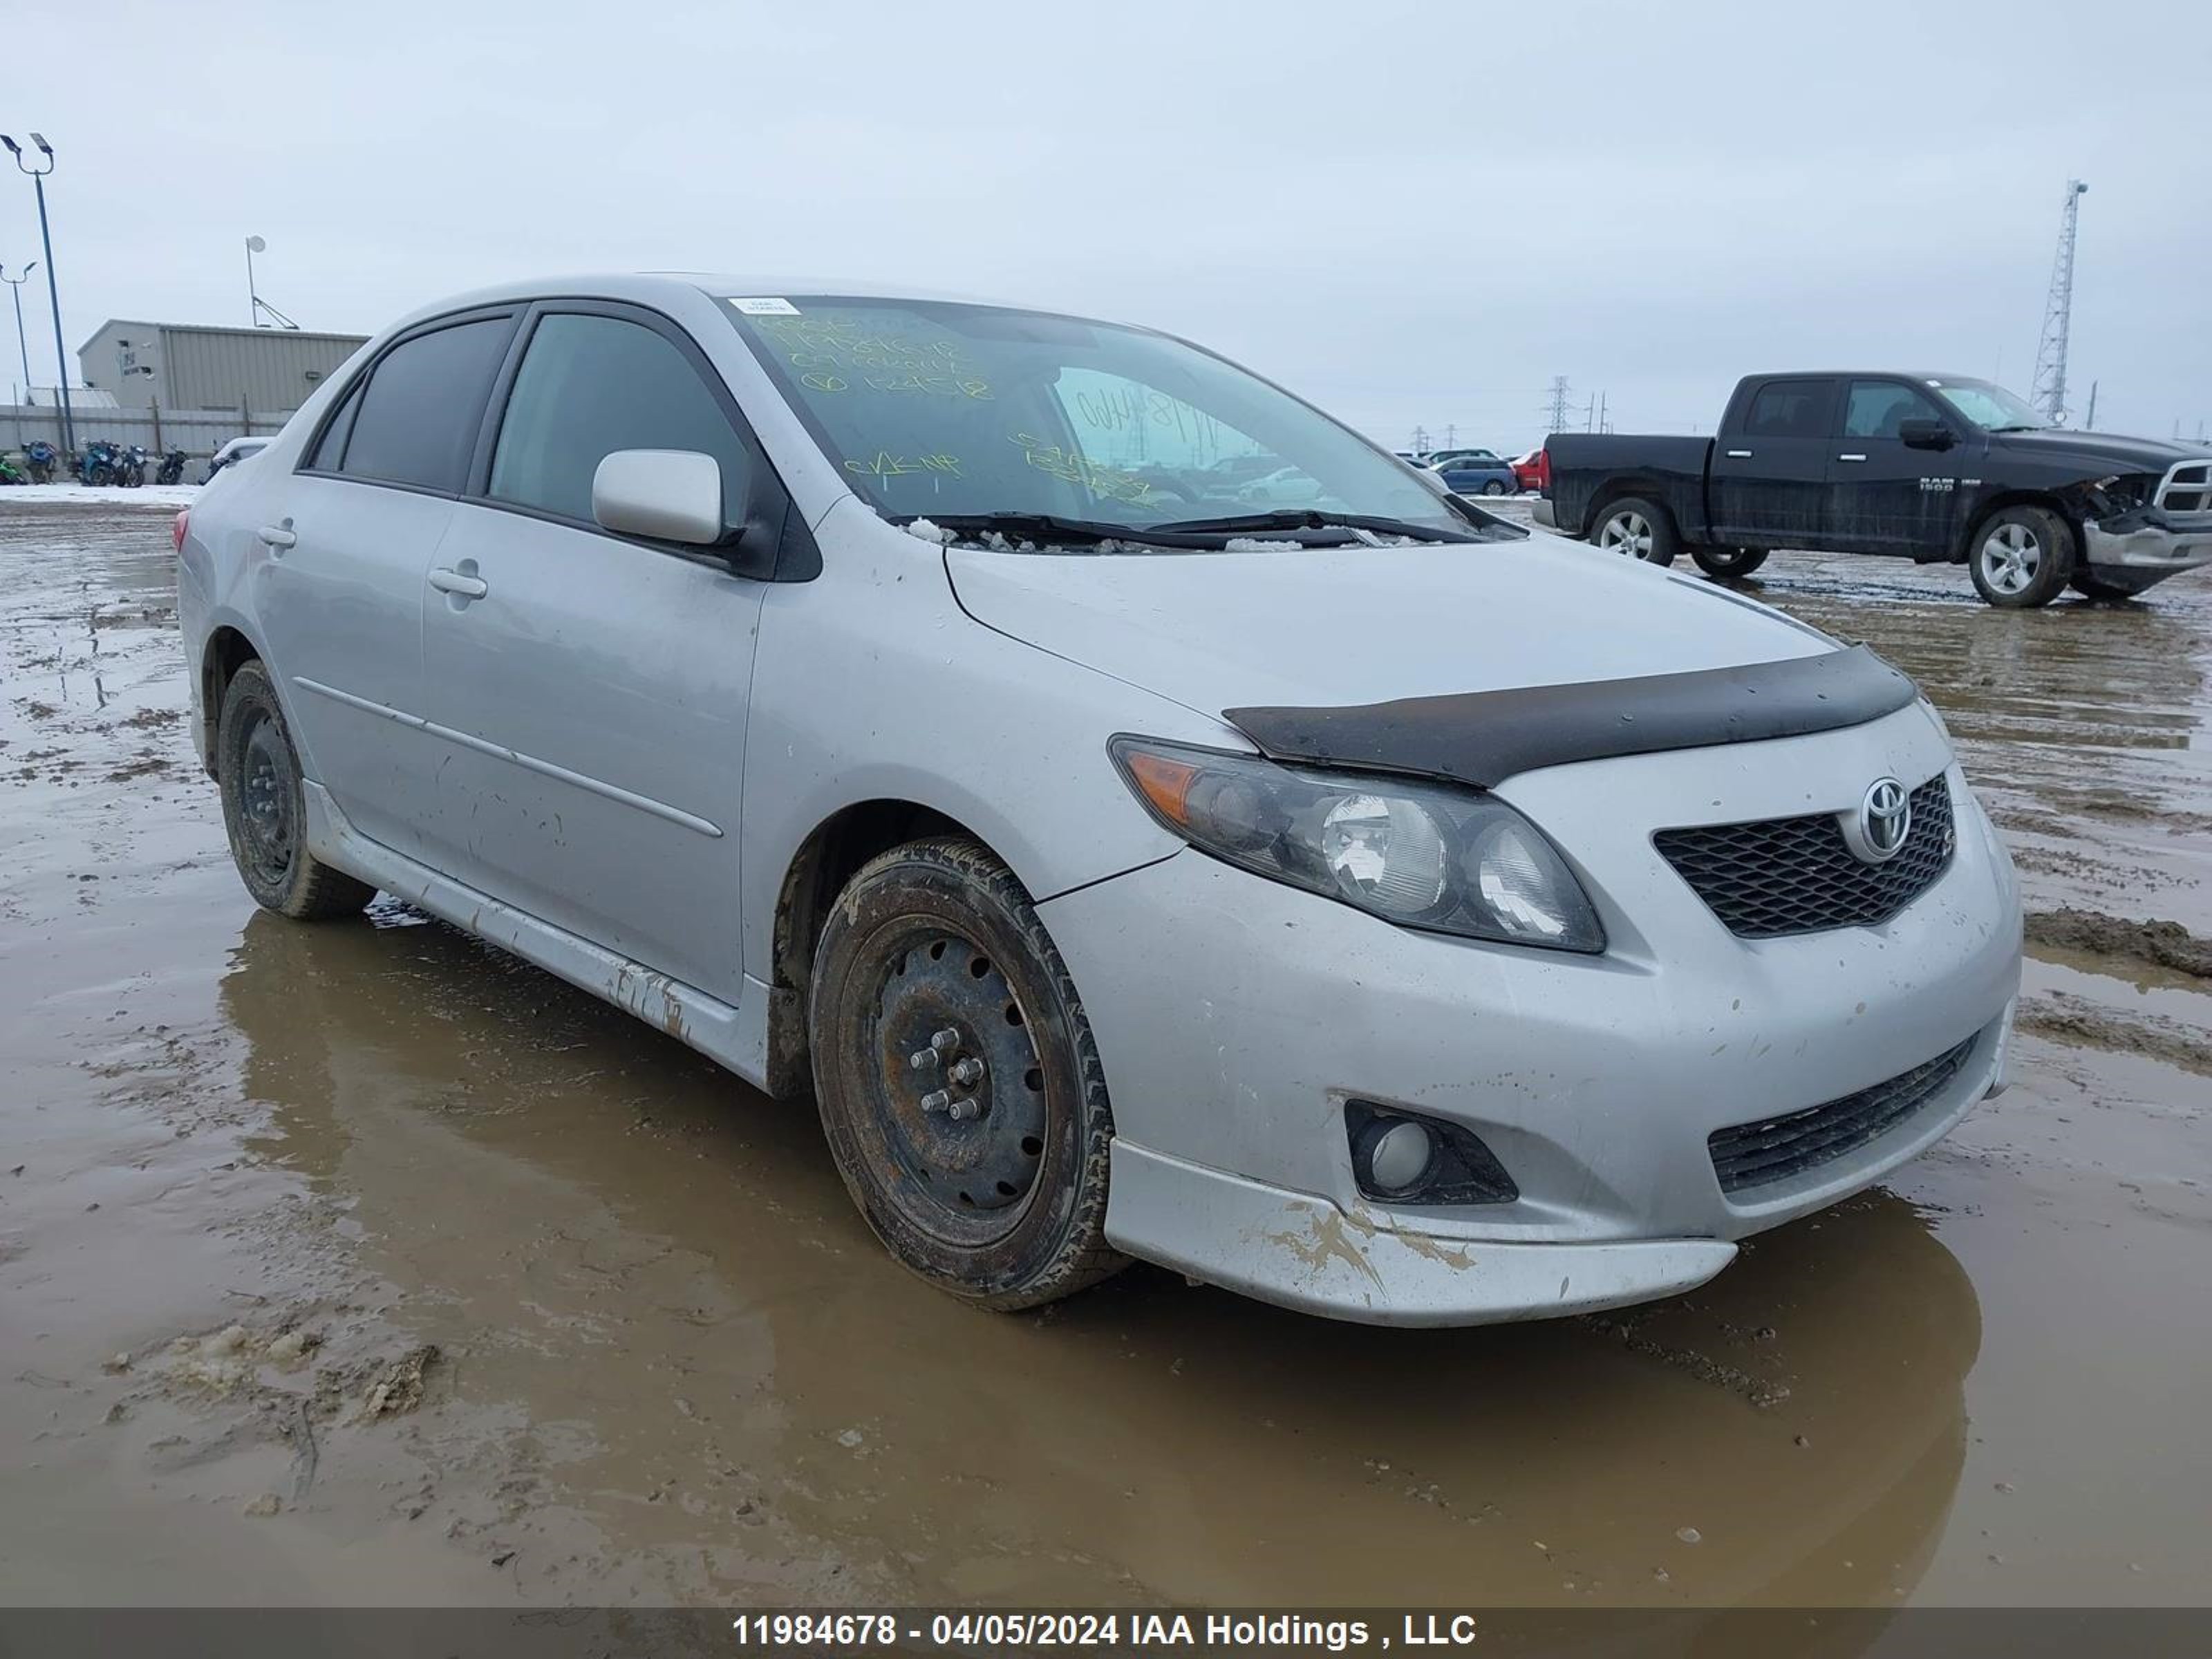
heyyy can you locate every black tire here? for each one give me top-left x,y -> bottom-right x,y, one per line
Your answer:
216,660 -> 375,919
1968,505 -> 2074,608
1480,480 -> 1507,496
807,836 -> 1125,1311
1590,495 -> 1679,566
1690,545 -> 1770,579
2068,571 -> 2136,602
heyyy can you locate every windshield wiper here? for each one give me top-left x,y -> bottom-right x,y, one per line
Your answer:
890,512 -> 1246,551
1143,508 -> 1476,543
1985,424 -> 2044,433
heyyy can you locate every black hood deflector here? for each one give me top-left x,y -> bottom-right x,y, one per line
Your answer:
1224,644 -> 1919,789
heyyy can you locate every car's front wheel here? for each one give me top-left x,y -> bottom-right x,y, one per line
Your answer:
216,660 -> 376,919
1969,506 -> 2074,608
1592,496 -> 1679,566
1689,545 -> 1770,579
808,836 -> 1125,1310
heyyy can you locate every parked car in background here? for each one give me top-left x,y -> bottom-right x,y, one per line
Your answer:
1425,447 -> 1508,470
1432,452 -> 1517,496
203,435 -> 273,483
1511,448 -> 1547,493
1539,372 -> 2212,607
1236,464 -> 1328,505
177,275 -> 2020,1327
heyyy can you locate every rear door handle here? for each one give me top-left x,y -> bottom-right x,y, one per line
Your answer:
1724,449 -> 1752,459
256,523 -> 295,550
428,567 -> 489,599
1837,453 -> 1868,462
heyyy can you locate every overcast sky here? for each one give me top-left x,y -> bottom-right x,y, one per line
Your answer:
5,0 -> 2208,451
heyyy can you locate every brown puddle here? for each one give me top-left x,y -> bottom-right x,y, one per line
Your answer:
1,504 -> 2207,1609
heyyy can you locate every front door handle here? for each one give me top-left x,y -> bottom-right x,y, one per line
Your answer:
428,567 -> 489,599
1837,453 -> 1868,463
256,523 -> 295,550
1724,449 -> 1752,459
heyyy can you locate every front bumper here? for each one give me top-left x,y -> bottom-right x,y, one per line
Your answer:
1041,706 -> 2022,1324
2082,509 -> 2212,582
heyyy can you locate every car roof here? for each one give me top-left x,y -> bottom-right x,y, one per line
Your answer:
379,272 -> 1136,337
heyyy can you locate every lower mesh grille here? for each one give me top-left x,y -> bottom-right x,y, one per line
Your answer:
1708,1035 -> 1978,1194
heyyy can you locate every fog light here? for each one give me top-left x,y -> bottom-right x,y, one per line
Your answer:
1365,1120 -> 1435,1193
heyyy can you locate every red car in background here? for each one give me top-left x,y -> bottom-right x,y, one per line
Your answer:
1512,448 -> 1549,494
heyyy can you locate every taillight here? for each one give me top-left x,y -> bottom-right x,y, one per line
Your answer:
1535,449 -> 1551,493
171,508 -> 189,554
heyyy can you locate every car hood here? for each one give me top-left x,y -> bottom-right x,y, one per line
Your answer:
945,534 -> 1836,720
1983,429 -> 2212,474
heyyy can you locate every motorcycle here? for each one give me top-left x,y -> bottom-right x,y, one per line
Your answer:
155,447 -> 187,486
25,440 -> 58,483
115,444 -> 149,488
0,454 -> 25,486
79,439 -> 120,487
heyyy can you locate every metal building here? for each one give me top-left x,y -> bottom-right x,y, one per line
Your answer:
77,319 -> 369,415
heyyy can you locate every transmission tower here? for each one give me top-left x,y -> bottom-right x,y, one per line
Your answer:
2029,179 -> 2088,425
1543,376 -> 1572,435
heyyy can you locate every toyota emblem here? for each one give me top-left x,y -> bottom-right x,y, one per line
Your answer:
1846,776 -> 1913,865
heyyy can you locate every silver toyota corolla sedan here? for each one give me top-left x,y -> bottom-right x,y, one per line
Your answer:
176,275 -> 2023,1325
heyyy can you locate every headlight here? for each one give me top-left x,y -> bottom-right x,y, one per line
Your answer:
1110,738 -> 1604,953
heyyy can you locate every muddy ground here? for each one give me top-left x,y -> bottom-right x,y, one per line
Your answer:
1,498 -> 2206,1609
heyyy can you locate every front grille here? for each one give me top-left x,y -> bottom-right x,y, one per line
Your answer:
2155,459 -> 2212,514
1655,775 -> 1954,939
1709,1036 -> 1977,1194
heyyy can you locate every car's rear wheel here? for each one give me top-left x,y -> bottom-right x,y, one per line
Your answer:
1969,506 -> 2074,608
1592,496 -> 1678,566
807,836 -> 1125,1310
216,661 -> 376,919
1481,480 -> 1507,496
1689,545 -> 1770,579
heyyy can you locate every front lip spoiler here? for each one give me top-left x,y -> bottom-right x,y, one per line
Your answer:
1224,642 -> 1919,790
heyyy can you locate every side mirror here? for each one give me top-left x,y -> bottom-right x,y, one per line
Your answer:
1897,418 -> 1955,451
592,449 -> 729,546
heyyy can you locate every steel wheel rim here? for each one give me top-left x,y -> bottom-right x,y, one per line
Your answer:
862,924 -> 1050,1246
1598,509 -> 1654,559
1980,522 -> 2040,594
236,709 -> 297,890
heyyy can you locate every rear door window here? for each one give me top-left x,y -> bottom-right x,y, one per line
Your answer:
488,312 -> 750,528
1741,379 -> 1836,439
339,316 -> 514,494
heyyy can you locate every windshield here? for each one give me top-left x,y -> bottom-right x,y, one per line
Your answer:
724,296 -> 1488,546
1926,377 -> 2043,431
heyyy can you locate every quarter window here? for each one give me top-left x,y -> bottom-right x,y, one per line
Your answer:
489,313 -> 749,528
1741,380 -> 1833,440
339,317 -> 513,494
1844,381 -> 1944,440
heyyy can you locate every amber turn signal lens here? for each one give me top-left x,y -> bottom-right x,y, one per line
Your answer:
1122,749 -> 1201,827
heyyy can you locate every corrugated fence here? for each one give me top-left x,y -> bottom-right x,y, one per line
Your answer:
3,402 -> 294,467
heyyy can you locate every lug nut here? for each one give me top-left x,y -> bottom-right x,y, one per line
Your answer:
919,1090 -> 951,1114
948,1057 -> 984,1087
908,1048 -> 939,1071
930,1028 -> 960,1054
948,1096 -> 982,1121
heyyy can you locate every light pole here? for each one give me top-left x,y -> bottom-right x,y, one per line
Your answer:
1,133 -> 73,456
0,261 -> 33,400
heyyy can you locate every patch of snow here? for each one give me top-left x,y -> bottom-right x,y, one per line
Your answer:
3,482 -> 201,509
1224,536 -> 1306,552
902,518 -> 954,545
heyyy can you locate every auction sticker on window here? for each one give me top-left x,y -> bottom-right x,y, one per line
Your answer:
728,297 -> 801,315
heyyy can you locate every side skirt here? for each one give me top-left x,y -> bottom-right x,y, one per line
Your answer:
300,780 -> 774,1089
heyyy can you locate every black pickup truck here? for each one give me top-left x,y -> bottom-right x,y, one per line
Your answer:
1536,372 -> 2212,608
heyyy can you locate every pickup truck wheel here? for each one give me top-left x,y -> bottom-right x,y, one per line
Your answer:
216,661 -> 377,919
1592,498 -> 1678,566
1969,507 -> 2074,608
807,836 -> 1126,1311
1690,545 -> 1769,579
2068,571 -> 2136,602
